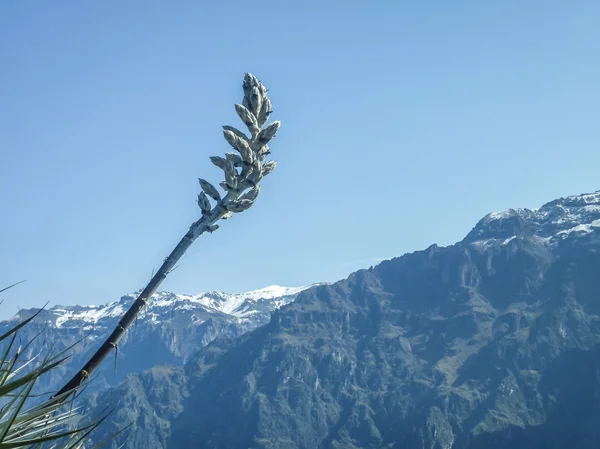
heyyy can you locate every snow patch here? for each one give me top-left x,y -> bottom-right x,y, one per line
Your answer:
468,191 -> 600,248
556,219 -> 600,237
502,236 -> 517,245
35,284 -> 318,329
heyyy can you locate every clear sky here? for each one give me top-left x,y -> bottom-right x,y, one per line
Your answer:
1,1 -> 599,317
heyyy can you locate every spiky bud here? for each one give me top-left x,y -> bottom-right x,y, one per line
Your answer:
251,158 -> 263,177
240,185 -> 260,202
223,130 -> 239,149
227,199 -> 254,213
248,86 -> 263,117
198,178 -> 221,201
223,130 -> 248,154
238,140 -> 255,165
243,73 -> 259,97
192,73 -> 279,234
210,156 -> 229,171
234,104 -> 259,136
256,121 -> 280,145
262,160 -> 277,176
225,152 -> 243,166
223,159 -> 236,177
197,192 -> 212,215
254,144 -> 270,161
222,125 -> 249,142
246,169 -> 263,186
224,130 -> 255,165
225,169 -> 238,190
257,97 -> 272,127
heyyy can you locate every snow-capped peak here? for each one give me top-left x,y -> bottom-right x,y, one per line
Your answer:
465,190 -> 600,247
35,284 -> 319,329
234,285 -> 311,300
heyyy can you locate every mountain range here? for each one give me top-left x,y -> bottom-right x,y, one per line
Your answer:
1,285 -> 315,394
10,189 -> 600,448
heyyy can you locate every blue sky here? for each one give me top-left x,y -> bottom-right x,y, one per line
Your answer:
1,1 -> 599,317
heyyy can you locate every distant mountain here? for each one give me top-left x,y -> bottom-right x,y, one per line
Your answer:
82,190 -> 600,449
1,285 -> 315,394
464,190 -> 600,246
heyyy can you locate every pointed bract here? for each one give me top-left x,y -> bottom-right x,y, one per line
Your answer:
242,95 -> 252,113
223,159 -> 236,176
243,73 -> 259,94
224,130 -> 256,165
198,178 -> 221,201
255,144 -> 271,161
210,156 -> 229,171
242,73 -> 260,102
257,97 -> 272,127
246,169 -> 263,186
219,181 -> 232,191
197,192 -> 212,215
238,140 -> 255,165
249,86 -> 263,117
241,164 -> 254,179
222,125 -> 249,142
256,121 -> 281,145
252,158 -> 263,176
262,160 -> 277,176
225,152 -> 244,166
240,185 -> 260,202
225,170 -> 238,190
227,199 -> 255,213
234,104 -> 259,136
258,83 -> 267,97
223,130 -> 239,149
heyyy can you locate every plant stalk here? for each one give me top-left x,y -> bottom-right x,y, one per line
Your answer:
51,194 -> 236,402
50,72 -> 278,404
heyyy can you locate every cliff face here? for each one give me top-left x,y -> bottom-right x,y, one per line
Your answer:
85,191 -> 600,448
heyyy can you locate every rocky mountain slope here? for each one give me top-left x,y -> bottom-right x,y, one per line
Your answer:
1,285 -> 313,394
81,190 -> 600,448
